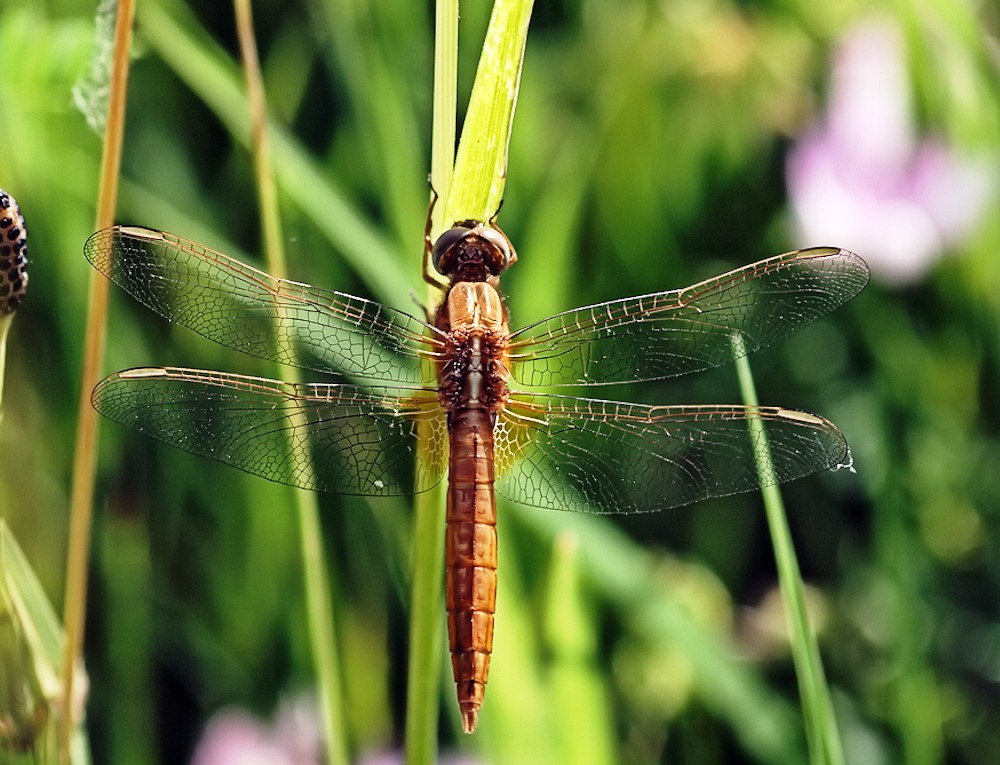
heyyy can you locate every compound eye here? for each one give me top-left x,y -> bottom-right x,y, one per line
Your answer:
479,228 -> 514,275
431,224 -> 474,275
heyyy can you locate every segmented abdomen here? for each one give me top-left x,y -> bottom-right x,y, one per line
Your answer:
445,405 -> 498,735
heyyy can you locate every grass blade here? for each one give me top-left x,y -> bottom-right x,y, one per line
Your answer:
443,0 -> 534,226
733,333 -> 845,765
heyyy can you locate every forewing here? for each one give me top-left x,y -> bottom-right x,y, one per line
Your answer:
93,367 -> 447,496
494,394 -> 848,514
508,248 -> 869,386
85,226 -> 439,384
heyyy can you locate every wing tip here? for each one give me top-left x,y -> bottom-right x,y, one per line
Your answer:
798,245 -> 871,282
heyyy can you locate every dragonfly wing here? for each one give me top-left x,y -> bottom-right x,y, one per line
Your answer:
85,226 -> 439,384
93,367 -> 447,496
508,248 -> 868,386
494,394 -> 848,514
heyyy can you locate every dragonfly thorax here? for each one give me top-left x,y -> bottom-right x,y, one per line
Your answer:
436,281 -> 511,415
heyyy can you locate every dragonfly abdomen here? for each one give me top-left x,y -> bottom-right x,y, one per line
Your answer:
445,405 -> 498,734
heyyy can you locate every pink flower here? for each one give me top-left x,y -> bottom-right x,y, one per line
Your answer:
786,19 -> 995,285
190,696 -> 322,765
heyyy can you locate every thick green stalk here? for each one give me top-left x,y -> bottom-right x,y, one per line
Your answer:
407,1 -> 533,759
403,2 -> 456,760
444,0 -> 534,226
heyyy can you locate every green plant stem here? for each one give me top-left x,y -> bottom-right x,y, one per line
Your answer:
0,314 -> 11,418
404,2 -> 457,760
423,0 -> 459,289
405,480 -> 447,765
61,0 -> 135,761
733,336 -> 845,765
233,2 -> 347,764
406,0 -> 533,757
429,1 -> 457,221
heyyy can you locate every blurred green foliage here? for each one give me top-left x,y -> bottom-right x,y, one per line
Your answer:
1,0 -> 999,763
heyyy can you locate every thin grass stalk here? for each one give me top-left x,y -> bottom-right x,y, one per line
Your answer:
233,3 -> 347,764
60,0 -> 135,760
429,0 -> 458,238
732,336 -> 845,765
404,1 -> 457,758
0,314 -> 11,416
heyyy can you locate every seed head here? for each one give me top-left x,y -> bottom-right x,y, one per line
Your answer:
0,189 -> 28,314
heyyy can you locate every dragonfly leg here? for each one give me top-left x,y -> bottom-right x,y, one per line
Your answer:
422,183 -> 451,290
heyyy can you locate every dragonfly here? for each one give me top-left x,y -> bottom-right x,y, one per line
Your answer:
85,221 -> 868,733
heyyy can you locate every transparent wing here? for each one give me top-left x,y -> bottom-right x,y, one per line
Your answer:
92,367 -> 447,495
508,248 -> 869,386
494,394 -> 848,514
85,226 -> 440,384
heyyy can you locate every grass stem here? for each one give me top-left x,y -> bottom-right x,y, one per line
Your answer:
403,2 -> 457,759
733,335 -> 845,765
61,0 -> 135,760
233,2 -> 348,763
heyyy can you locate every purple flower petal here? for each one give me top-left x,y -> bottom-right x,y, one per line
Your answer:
786,17 -> 996,285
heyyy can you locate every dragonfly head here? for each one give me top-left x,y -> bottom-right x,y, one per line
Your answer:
431,221 -> 516,283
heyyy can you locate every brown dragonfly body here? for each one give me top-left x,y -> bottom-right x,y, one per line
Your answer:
85,219 -> 868,733
432,226 -> 514,732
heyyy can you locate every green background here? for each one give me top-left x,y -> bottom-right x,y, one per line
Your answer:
2,0 -> 999,763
